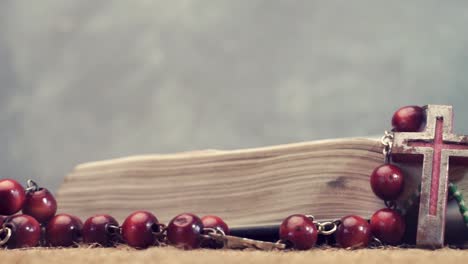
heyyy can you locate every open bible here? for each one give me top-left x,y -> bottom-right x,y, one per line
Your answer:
56,138 -> 468,232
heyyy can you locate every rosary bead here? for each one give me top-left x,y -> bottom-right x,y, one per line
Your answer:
22,188 -> 57,223
2,214 -> 41,248
279,214 -> 318,250
0,179 -> 26,215
46,214 -> 83,247
335,215 -> 371,249
370,208 -> 405,245
391,105 -> 425,132
201,215 -> 230,235
370,164 -> 404,201
121,211 -> 159,249
82,214 -> 119,247
200,215 -> 229,249
167,213 -> 203,250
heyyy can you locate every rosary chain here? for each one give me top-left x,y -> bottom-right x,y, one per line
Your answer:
25,179 -> 39,193
0,227 -> 12,246
308,215 -> 340,235
203,227 -> 226,237
380,130 -> 394,164
315,220 -> 340,236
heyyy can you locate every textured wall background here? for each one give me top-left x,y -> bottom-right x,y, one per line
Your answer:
1,0 -> 468,192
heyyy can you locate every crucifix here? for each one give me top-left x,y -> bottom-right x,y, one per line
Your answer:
392,105 -> 468,248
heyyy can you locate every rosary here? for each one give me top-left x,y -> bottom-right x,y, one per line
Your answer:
1,104 -> 468,250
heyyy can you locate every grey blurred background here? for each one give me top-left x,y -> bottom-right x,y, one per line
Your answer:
1,0 -> 468,192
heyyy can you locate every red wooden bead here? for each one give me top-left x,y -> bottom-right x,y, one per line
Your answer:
121,211 -> 159,249
0,179 -> 26,215
3,214 -> 41,248
370,208 -> 405,245
82,214 -> 119,247
201,215 -> 230,235
370,164 -> 405,201
167,213 -> 203,250
22,188 -> 57,223
46,214 -> 83,247
335,215 -> 371,249
392,105 -> 425,132
200,215 -> 229,249
279,214 -> 318,250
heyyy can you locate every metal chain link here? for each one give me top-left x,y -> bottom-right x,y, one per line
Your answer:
25,179 -> 39,193
0,227 -> 12,246
315,220 -> 341,236
380,130 -> 394,164
203,227 -> 226,237
308,215 -> 340,236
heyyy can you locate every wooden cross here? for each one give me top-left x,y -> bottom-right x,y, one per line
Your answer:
392,105 -> 468,248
